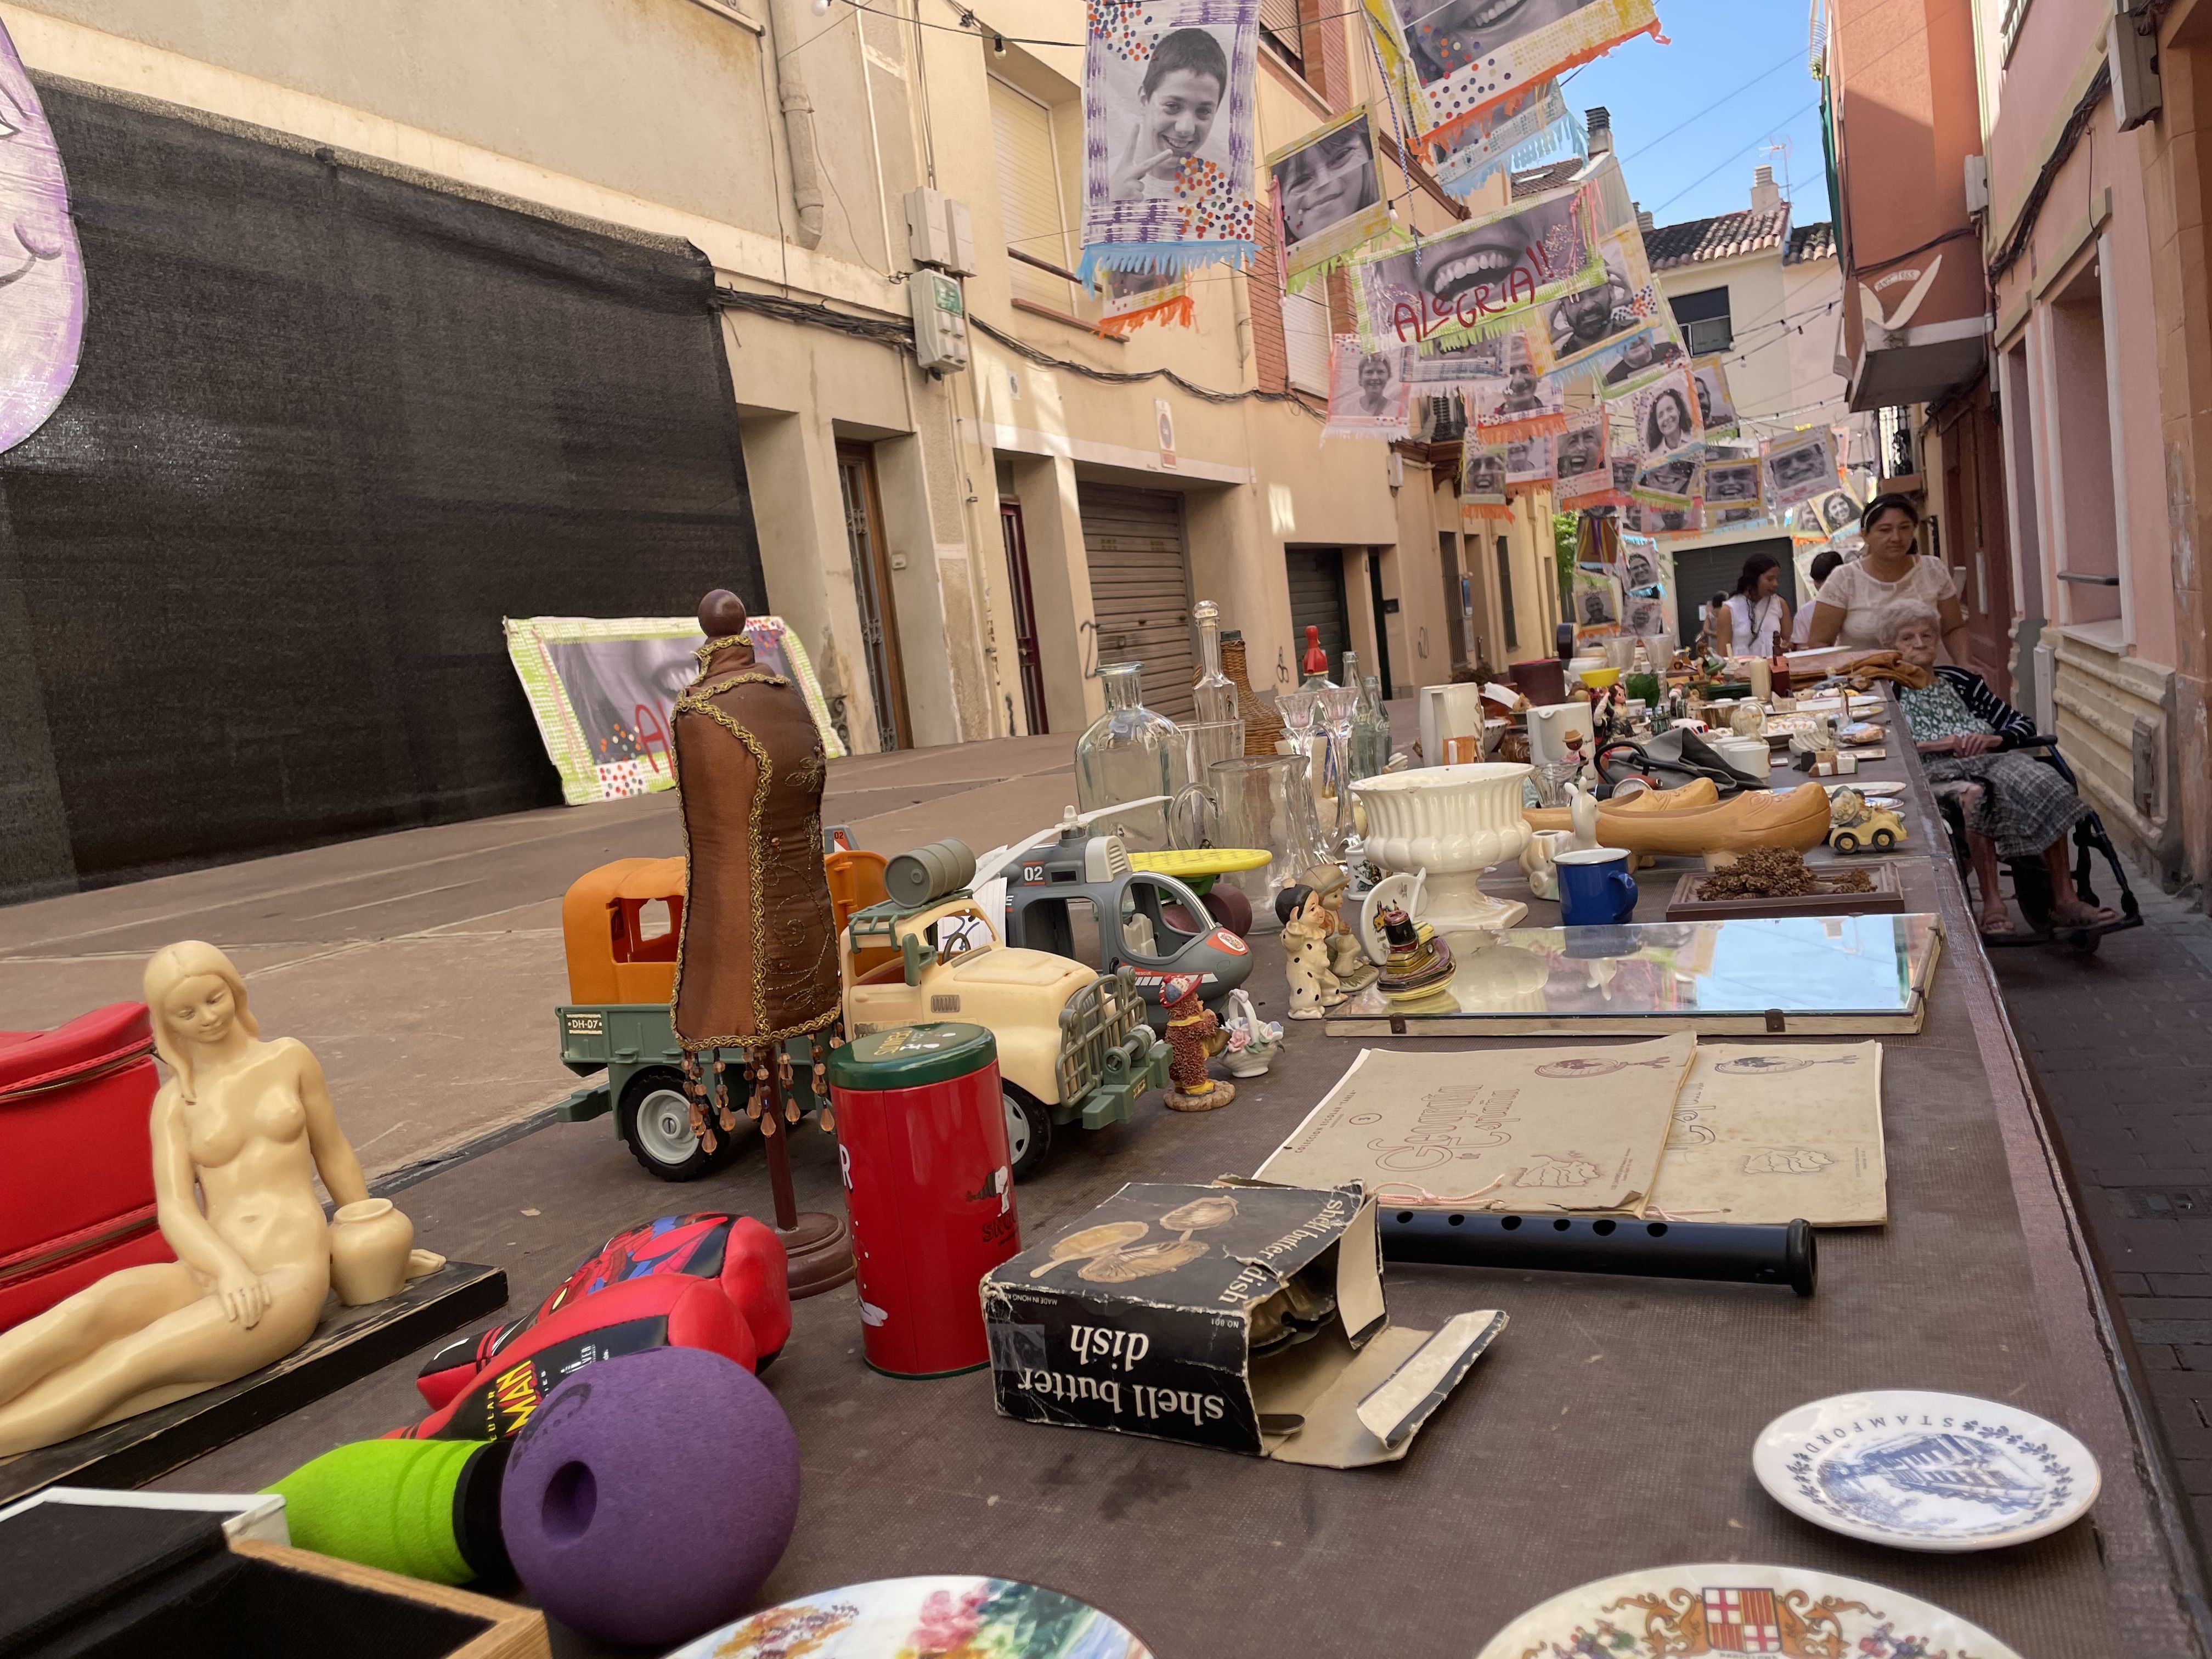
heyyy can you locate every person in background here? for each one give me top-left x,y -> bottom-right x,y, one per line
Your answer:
1889,605 -> 2115,936
1696,592 -> 1730,657
1791,550 -> 1845,646
1716,552 -> 1790,657
1804,493 -> 1970,659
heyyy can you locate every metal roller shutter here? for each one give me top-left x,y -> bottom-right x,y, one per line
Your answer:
1080,485 -> 1195,720
1286,547 -> 1350,675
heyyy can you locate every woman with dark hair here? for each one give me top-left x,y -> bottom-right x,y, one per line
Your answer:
1696,592 -> 1730,656
1790,550 -> 1845,646
1716,552 -> 1789,657
1804,493 -> 1968,657
1642,386 -> 1694,456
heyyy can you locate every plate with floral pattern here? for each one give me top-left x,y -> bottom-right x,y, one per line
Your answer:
1476,1562 -> 2024,1658
1753,1388 -> 2099,1551
668,1575 -> 1152,1659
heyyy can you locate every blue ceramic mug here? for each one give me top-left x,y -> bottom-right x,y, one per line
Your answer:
1556,847 -> 1638,927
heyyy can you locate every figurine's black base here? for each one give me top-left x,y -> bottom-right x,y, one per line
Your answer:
0,1261 -> 506,1505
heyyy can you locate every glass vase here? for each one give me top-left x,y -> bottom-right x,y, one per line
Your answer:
1074,663 -> 1184,853
1350,674 -> 1391,782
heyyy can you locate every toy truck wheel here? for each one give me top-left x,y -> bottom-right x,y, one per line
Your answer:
619,1066 -> 738,1182
1832,831 -> 1859,854
1871,828 -> 1896,849
1002,1082 -> 1053,1183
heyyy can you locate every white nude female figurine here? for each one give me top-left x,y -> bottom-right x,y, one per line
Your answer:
0,941 -> 441,1455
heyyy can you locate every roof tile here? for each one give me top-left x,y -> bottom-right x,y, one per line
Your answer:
1784,221 -> 1837,265
1644,207 -> 1791,269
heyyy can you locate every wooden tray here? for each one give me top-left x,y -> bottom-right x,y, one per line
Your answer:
1664,861 -> 1906,919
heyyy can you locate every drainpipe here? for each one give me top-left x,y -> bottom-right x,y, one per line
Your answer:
765,0 -> 826,249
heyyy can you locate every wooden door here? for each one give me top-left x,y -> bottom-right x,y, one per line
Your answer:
999,500 -> 1048,733
836,442 -> 911,751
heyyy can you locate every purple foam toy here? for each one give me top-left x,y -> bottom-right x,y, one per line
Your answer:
500,1345 -> 800,1646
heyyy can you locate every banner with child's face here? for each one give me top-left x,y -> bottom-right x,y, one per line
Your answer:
1269,107 -> 1391,289
1080,0 -> 1261,285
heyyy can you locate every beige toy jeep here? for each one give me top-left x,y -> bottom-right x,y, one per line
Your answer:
1827,787 -> 1906,854
842,894 -> 1169,1180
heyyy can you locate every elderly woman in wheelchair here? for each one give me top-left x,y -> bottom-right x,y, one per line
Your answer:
1887,605 -> 2119,938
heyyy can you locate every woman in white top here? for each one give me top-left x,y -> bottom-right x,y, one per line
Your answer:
1716,552 -> 1790,657
1791,550 -> 1845,646
1805,494 -> 1970,659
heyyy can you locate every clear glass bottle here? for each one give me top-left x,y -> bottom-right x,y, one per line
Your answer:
1192,601 -> 1238,724
1074,662 -> 1184,853
1350,674 -> 1391,781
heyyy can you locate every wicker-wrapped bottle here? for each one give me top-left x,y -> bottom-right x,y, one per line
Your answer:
1214,631 -> 1284,757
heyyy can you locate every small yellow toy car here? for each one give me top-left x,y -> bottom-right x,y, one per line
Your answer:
1827,787 -> 1906,854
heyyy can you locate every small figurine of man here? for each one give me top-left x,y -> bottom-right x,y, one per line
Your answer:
1275,882 -> 1345,1020
1297,864 -> 1378,992
1160,973 -> 1234,1111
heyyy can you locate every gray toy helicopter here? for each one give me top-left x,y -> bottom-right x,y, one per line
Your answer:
975,803 -> 1256,1023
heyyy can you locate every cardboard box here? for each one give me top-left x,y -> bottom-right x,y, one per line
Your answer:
981,1182 -> 1503,1466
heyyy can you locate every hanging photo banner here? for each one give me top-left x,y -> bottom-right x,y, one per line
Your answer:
1553,413 -> 1610,507
1096,266 -> 1194,336
1504,432 -> 1554,485
1629,366 -> 1703,467
1368,0 -> 1661,148
1536,232 -> 1678,387
1427,80 -> 1582,199
1633,453 -> 1698,510
1325,336 -> 1414,438
1813,484 -> 1864,537
1352,184 -> 1596,352
1269,106 -> 1395,291
1570,565 -> 1623,637
1462,439 -> 1512,521
1703,456 -> 1767,527
1690,355 -> 1739,441
1079,0 -> 1260,284
1468,335 -> 1571,437
1764,428 -> 1838,509
1625,586 -> 1673,636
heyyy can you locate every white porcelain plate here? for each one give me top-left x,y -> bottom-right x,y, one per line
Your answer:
1752,1389 -> 2100,1551
1475,1562 -> 2024,1658
669,1576 -> 1152,1658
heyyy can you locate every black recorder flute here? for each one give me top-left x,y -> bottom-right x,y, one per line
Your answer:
1378,1208 -> 1817,1297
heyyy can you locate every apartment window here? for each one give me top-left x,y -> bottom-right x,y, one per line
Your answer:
1496,535 -> 1518,652
989,77 -> 1076,311
1999,0 -> 2033,61
1260,0 -> 1303,75
1669,286 -> 1733,354
1283,284 -> 1330,395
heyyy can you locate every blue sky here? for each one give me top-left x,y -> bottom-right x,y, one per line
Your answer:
1560,0 -> 1831,232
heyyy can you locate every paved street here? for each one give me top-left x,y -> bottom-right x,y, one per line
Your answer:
1990,880 -> 2212,1559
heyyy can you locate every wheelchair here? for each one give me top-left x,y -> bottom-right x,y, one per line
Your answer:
1929,733 -> 2143,954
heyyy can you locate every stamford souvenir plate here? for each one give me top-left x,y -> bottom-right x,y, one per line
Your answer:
1476,1563 -> 2024,1658
668,1575 -> 1153,1658
1753,1389 -> 2099,1551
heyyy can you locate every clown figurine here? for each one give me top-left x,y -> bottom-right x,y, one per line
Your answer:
1300,863 -> 1379,993
1275,882 -> 1345,1020
1160,973 -> 1234,1112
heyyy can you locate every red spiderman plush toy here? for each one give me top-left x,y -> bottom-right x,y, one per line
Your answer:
393,1212 -> 789,1441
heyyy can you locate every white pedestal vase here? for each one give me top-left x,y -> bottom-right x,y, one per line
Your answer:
1351,763 -> 1533,932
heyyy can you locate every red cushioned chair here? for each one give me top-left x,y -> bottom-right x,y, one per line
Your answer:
0,1002 -> 175,1333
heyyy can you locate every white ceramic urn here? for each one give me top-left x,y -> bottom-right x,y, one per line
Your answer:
1351,762 -> 1533,932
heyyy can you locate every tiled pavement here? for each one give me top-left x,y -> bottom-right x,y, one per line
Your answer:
1989,874 -> 2212,1557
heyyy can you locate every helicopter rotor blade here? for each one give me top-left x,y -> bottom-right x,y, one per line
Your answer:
969,822 -> 1067,888
1072,794 -> 1168,826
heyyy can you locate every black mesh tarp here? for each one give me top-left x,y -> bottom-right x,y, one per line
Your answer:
0,80 -> 763,901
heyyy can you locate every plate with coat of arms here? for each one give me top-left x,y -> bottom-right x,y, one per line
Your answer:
1753,1388 -> 2099,1551
1476,1564 -> 2024,1659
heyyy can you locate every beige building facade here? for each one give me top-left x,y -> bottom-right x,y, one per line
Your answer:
1,0 -> 1563,787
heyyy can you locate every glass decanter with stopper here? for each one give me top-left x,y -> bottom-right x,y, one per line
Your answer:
1192,600 -> 1238,725
1074,662 -> 1184,853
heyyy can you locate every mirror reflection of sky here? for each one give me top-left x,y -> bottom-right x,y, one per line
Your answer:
1699,917 -> 1923,1012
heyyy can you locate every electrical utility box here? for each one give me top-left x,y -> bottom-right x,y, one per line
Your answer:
910,269 -> 969,374
904,187 -> 977,276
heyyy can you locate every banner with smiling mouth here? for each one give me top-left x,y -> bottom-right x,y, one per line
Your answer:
0,16 -> 87,455
1350,182 -> 1596,354
1079,0 -> 1262,285
1366,0 -> 1662,149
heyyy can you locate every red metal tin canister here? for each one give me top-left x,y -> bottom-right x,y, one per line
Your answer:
827,1023 -> 1020,1377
